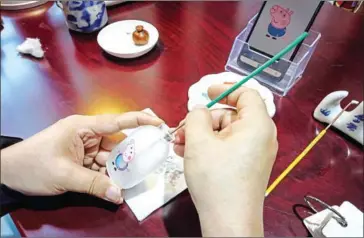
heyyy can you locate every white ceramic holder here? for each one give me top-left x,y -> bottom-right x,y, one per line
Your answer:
313,91 -> 363,145
303,200 -> 363,237
187,72 -> 276,118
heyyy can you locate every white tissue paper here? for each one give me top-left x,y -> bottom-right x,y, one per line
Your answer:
16,38 -> 44,58
122,108 -> 187,221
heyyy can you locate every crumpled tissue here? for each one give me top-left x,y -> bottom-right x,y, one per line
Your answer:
16,38 -> 44,58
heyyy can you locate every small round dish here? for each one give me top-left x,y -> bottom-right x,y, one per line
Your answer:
0,0 -> 48,10
97,20 -> 159,59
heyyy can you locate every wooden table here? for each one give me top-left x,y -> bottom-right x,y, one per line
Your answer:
1,1 -> 363,236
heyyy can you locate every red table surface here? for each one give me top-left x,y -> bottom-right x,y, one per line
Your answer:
1,1 -> 363,237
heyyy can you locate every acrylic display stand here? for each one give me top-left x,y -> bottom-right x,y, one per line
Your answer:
225,15 -> 321,96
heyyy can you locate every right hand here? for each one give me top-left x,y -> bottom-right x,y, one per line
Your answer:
173,85 -> 278,236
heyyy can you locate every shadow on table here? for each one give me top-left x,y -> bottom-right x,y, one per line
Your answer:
293,204 -> 315,237
100,40 -> 164,71
21,192 -> 119,213
162,190 -> 202,237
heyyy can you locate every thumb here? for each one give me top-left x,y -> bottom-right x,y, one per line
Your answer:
185,105 -> 214,144
68,166 -> 123,204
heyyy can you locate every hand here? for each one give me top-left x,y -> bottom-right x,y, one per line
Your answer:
1,112 -> 163,204
173,85 -> 278,236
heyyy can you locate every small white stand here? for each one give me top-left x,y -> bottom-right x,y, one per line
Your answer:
303,195 -> 363,237
313,91 -> 363,145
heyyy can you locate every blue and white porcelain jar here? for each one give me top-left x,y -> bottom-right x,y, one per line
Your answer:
58,0 -> 108,33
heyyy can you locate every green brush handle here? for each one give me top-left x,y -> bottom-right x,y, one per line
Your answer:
206,32 -> 308,108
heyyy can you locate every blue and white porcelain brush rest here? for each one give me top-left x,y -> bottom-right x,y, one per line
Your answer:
313,90 -> 363,145
56,0 -> 108,33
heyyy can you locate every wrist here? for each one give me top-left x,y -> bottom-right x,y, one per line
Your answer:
198,200 -> 264,237
1,146 -> 19,187
194,183 -> 266,237
0,145 -> 28,215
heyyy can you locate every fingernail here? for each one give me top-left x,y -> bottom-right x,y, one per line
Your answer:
174,134 -> 180,143
105,185 -> 122,204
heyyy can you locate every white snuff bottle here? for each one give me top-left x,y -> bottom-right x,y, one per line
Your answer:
106,123 -> 173,189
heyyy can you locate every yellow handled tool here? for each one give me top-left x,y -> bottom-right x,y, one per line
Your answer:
265,100 -> 359,197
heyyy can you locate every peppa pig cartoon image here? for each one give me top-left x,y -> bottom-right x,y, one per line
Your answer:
112,139 -> 135,172
266,5 -> 294,40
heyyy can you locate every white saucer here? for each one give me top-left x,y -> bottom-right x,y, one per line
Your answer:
0,0 -> 48,10
105,1 -> 128,7
97,20 -> 159,59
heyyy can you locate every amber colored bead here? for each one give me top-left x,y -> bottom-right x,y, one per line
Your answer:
132,25 -> 149,46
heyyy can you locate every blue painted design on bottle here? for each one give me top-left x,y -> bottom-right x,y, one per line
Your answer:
115,154 -> 129,171
67,0 -> 85,11
67,15 -> 77,22
81,8 -> 91,26
64,0 -> 107,33
112,139 -> 135,172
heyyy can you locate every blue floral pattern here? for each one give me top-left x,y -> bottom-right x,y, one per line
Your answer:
346,114 -> 363,132
320,108 -> 331,116
354,114 -> 364,121
347,122 -> 357,132
353,119 -> 360,123
65,1 -> 107,33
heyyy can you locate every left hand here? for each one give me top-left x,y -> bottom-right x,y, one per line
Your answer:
1,112 -> 163,204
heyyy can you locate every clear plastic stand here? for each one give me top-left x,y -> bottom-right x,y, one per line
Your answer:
225,15 -> 321,96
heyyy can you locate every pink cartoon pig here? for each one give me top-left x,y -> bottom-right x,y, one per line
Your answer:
112,139 -> 135,171
266,5 -> 293,40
